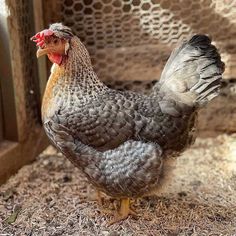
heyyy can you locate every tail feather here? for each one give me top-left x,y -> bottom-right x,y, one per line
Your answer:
155,35 -> 225,107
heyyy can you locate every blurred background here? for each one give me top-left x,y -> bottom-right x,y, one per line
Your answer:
0,0 -> 236,234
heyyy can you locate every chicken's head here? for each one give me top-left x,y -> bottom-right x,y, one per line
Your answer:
31,23 -> 73,65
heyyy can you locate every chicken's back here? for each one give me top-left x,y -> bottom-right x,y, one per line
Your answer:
119,89 -> 197,155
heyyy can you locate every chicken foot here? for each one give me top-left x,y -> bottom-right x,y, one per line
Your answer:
107,198 -> 137,225
96,190 -> 103,206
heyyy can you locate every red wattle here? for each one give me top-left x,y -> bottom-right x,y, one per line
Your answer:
47,53 -> 63,65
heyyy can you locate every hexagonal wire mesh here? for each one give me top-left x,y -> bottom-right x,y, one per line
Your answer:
54,0 -> 236,92
7,0 -> 41,124
20,1 -> 41,123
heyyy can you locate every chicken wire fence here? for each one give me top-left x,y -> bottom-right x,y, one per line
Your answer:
3,0 -> 41,128
42,0 -> 236,92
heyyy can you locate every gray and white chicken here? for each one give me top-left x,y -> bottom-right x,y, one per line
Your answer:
31,23 -> 224,224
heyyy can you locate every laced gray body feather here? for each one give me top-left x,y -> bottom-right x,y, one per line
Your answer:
42,33 -> 224,198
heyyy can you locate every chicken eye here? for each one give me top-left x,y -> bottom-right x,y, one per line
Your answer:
53,38 -> 59,44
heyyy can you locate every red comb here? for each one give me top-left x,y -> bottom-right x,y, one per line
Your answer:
31,29 -> 54,47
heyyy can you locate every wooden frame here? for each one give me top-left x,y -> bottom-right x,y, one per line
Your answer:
0,3 -> 18,142
0,0 -> 48,184
0,95 -> 3,142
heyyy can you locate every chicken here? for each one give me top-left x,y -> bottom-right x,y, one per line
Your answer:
31,23 -> 224,224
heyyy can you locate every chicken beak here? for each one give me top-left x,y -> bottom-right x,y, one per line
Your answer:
36,43 -> 66,58
36,48 -> 49,58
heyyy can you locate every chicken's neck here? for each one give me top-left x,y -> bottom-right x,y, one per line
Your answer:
42,37 -> 108,120
51,37 -> 107,96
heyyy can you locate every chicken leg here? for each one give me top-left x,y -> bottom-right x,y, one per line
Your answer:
108,198 -> 137,225
96,190 -> 103,206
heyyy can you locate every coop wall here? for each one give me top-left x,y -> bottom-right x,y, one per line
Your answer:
48,0 -> 236,84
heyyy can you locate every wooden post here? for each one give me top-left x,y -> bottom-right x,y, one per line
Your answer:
0,0 -> 48,184
33,0 -> 48,101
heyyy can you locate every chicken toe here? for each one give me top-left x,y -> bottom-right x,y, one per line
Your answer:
107,198 -> 137,226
